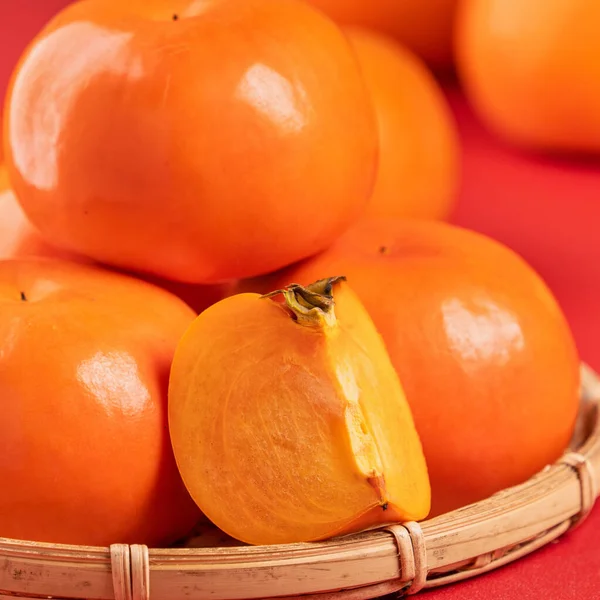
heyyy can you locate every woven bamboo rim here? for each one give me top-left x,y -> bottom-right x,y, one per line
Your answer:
1,363 -> 598,600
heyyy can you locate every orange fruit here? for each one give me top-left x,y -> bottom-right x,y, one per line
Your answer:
169,277 -> 430,544
4,0 -> 377,284
0,258 -> 201,545
456,0 -> 600,153
248,218 -> 581,516
346,28 -> 459,220
305,0 -> 458,70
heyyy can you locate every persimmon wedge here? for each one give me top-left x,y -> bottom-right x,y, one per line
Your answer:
168,277 -> 430,545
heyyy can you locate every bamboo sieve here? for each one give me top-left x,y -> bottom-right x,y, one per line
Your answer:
1,363 -> 598,600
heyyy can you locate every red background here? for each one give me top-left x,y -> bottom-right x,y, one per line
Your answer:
1,2 -> 599,598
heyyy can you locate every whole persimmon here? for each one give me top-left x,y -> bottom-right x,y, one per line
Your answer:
456,0 -> 600,153
169,277 -> 430,545
345,28 -> 459,220
4,0 -> 378,284
246,219 -> 581,517
0,179 -> 233,314
304,0 -> 458,70
0,258 -> 201,546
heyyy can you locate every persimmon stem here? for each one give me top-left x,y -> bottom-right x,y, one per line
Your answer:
261,276 -> 346,328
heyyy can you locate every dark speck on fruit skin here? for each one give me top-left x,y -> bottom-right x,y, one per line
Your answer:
173,14 -> 179,21
382,502 -> 388,511
20,291 -> 27,302
379,246 -> 390,255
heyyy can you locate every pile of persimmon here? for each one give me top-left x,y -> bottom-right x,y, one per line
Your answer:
0,0 -> 583,549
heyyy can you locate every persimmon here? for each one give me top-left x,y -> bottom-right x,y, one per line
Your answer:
304,0 -> 458,70
169,277 -> 430,545
345,28 -> 459,220
4,0 -> 378,284
249,219 -> 581,517
0,258 -> 201,546
456,0 -> 600,153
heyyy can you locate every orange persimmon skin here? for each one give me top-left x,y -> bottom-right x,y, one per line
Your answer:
0,181 -> 88,264
304,0 -> 458,70
169,281 -> 430,545
259,219 -> 581,516
4,0 -> 378,283
0,164 -> 78,260
0,258 -> 201,546
0,170 -> 233,314
345,28 -> 459,220
456,0 -> 600,152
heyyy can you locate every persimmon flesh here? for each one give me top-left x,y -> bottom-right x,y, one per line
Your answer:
169,277 -> 430,545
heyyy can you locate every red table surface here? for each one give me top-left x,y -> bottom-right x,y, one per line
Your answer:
1,2 -> 599,598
